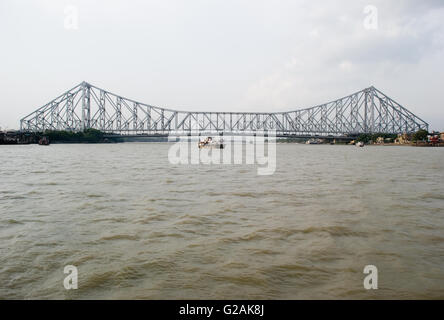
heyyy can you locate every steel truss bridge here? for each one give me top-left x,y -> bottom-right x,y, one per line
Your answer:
20,81 -> 428,137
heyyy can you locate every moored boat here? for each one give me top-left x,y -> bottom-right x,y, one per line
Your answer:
305,138 -> 322,145
38,137 -> 50,146
198,137 -> 224,149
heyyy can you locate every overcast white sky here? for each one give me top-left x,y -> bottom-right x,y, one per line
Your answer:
0,0 -> 443,130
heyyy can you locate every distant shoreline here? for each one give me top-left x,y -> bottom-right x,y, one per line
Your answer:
1,129 -> 442,147
2,140 -> 443,147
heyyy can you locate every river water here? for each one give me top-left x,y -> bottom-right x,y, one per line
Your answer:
0,143 -> 443,299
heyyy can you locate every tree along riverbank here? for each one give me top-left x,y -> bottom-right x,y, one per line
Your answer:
1,129 -> 440,146
0,129 -> 118,144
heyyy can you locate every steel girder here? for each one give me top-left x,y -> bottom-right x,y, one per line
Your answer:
20,81 -> 428,135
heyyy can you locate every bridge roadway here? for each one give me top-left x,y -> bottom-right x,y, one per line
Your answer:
103,132 -> 357,141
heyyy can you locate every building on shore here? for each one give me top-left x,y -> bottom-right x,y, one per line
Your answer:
395,133 -> 410,145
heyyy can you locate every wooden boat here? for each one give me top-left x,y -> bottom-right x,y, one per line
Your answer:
38,137 -> 50,146
305,138 -> 322,145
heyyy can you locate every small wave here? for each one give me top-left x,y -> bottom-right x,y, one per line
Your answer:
1,195 -> 26,200
301,225 -> 364,237
26,190 -> 40,195
222,262 -> 249,269
352,179 -> 371,185
174,214 -> 214,226
92,217 -> 127,223
100,234 -> 139,241
221,232 -> 265,243
148,198 -> 191,203
230,192 -> 258,198
248,248 -> 279,255
206,192 -> 224,197
214,274 -> 267,287
41,182 -> 59,186
420,193 -> 444,200
80,266 -> 145,289
272,263 -> 314,272
148,231 -> 184,239
4,219 -> 23,225
135,215 -> 166,224
0,190 -> 14,194
86,194 -> 104,198
422,235 -> 444,243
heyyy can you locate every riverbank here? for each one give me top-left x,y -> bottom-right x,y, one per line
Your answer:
2,130 -> 442,146
0,129 -> 119,144
355,141 -> 444,147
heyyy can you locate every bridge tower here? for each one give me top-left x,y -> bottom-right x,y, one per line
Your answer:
81,81 -> 91,131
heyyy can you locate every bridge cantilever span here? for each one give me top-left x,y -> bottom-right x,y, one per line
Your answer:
20,81 -> 428,136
